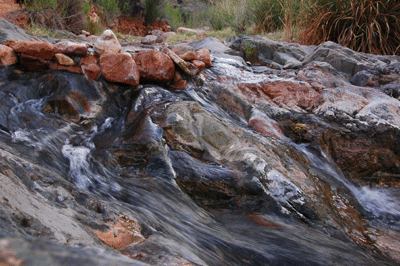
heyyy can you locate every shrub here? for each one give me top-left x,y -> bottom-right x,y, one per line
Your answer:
165,1 -> 183,31
143,0 -> 165,25
249,0 -> 284,33
209,0 -> 250,33
300,0 -> 400,55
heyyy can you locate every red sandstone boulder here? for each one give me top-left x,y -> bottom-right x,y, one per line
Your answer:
53,41 -> 88,57
171,45 -> 196,61
100,53 -> 140,85
79,54 -> 98,66
0,44 -> 18,66
172,80 -> 188,89
195,48 -> 212,67
191,59 -> 205,73
94,30 -> 122,55
49,62 -> 83,73
20,54 -> 49,71
82,63 -> 101,80
134,50 -> 175,83
54,53 -> 75,66
162,47 -> 196,77
6,40 -> 54,60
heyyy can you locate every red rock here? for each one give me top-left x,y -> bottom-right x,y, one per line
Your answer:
54,53 -> 75,66
248,117 -> 285,139
6,40 -> 54,60
135,50 -> 175,83
100,53 -> 140,85
20,54 -> 49,71
49,62 -> 83,73
196,48 -> 212,67
0,44 -> 18,66
191,59 -> 205,73
162,47 -> 196,77
79,54 -> 98,66
173,70 -> 184,83
82,63 -> 101,80
171,79 -> 187,89
171,45 -> 196,61
53,41 -> 88,57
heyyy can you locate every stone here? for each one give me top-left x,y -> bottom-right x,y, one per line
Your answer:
49,62 -> 83,73
0,44 -> 18,66
82,30 -> 91,36
94,30 -> 122,55
94,220 -> 141,250
54,53 -> 75,66
189,37 -> 234,54
6,40 -> 55,60
19,54 -> 49,71
100,53 -> 140,85
0,18 -> 36,43
134,50 -> 175,83
79,54 -> 98,66
82,63 -> 101,80
162,47 -> 196,77
54,41 -> 88,57
171,45 -> 196,61
191,59 -> 205,73
141,35 -> 158,45
157,31 -> 176,43
195,48 -> 212,67
172,80 -> 187,89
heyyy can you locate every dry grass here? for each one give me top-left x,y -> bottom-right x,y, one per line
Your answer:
300,0 -> 400,55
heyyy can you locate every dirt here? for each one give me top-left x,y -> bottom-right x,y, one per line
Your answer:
0,0 -> 21,18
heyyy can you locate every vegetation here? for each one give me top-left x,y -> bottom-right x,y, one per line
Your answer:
14,0 -> 400,55
300,0 -> 400,55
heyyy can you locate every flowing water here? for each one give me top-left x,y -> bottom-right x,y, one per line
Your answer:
0,58 -> 399,265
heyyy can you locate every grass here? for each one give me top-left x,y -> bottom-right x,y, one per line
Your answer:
300,0 -> 400,55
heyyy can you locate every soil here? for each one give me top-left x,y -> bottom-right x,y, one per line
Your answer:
0,0 -> 21,18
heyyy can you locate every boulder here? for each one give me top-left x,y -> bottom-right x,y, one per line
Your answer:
94,30 -> 122,55
134,50 -> 175,83
195,48 -> 212,67
0,18 -> 35,43
80,54 -> 98,66
157,31 -> 176,43
49,62 -> 83,73
100,53 -> 140,85
6,40 -> 54,60
171,45 -> 196,61
54,53 -> 75,66
82,63 -> 101,80
53,41 -> 88,57
0,44 -> 18,66
141,35 -> 158,45
20,54 -> 49,71
191,60 -> 205,73
190,37 -> 233,54
162,47 -> 196,77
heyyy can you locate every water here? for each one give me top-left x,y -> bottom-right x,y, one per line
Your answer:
0,66 -> 398,265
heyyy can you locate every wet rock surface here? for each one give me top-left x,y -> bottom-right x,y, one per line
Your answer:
0,24 -> 399,266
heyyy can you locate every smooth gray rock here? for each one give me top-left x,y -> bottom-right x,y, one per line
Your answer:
0,18 -> 37,43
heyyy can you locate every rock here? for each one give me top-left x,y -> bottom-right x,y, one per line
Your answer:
54,53 -> 75,66
162,47 -> 196,77
141,35 -> 158,45
94,220 -> 143,250
171,80 -> 187,89
195,48 -> 212,67
53,41 -> 88,57
191,60 -> 205,73
19,54 -> 49,71
100,53 -> 140,85
94,30 -> 122,55
82,63 -> 101,80
80,54 -> 98,66
171,45 -> 196,61
177,27 -> 205,35
6,40 -> 55,60
50,62 -> 83,73
189,37 -> 233,54
0,18 -> 36,43
134,50 -> 175,83
0,44 -> 18,66
157,32 -> 176,43
82,30 -> 91,36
